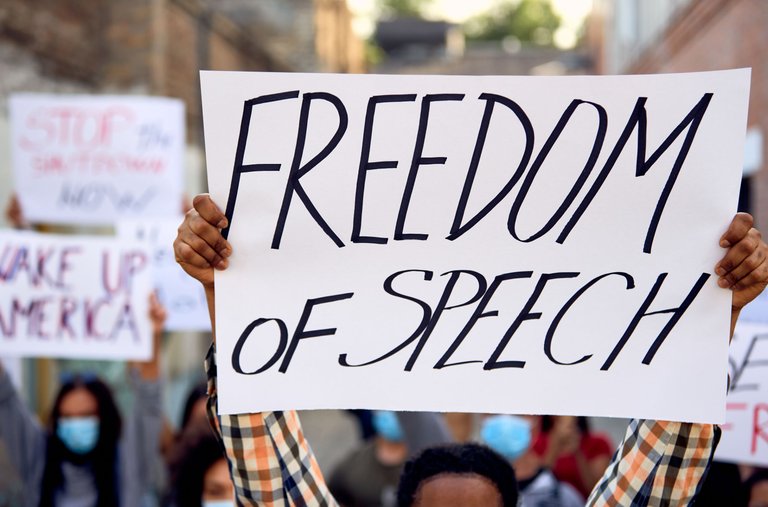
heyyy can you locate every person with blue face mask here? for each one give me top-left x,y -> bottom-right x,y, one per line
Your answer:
481,415 -> 584,507
328,410 -> 409,507
0,294 -> 167,507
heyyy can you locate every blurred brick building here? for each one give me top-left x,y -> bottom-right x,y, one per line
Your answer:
591,0 -> 768,227
0,0 -> 365,205
0,0 -> 364,415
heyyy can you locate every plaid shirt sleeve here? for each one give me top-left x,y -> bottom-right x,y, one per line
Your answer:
586,418 -> 720,506
204,345 -> 339,507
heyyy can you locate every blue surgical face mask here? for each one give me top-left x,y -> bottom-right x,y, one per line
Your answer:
57,416 -> 100,455
202,502 -> 234,507
481,415 -> 531,461
372,410 -> 403,442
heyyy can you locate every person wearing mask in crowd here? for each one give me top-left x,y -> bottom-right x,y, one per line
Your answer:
174,193 -> 768,506
482,414 -> 583,506
167,417 -> 234,507
0,294 -> 166,507
329,410 -> 409,507
532,416 -> 612,498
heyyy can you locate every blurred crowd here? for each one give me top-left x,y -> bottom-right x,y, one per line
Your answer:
1,198 -> 768,507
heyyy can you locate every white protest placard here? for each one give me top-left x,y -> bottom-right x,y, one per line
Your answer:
0,230 -> 152,360
117,218 -> 211,332
716,323 -> 768,465
10,94 -> 184,225
201,70 -> 750,421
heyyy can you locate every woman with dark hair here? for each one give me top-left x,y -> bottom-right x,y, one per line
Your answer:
39,376 -> 124,507
0,294 -> 166,507
533,415 -> 613,498
168,418 -> 233,507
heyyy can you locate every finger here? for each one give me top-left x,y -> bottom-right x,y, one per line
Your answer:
716,230 -> 761,277
174,238 -> 218,270
717,241 -> 766,287
720,213 -> 754,248
188,213 -> 231,257
731,259 -> 768,291
179,228 -> 226,269
193,194 -> 228,229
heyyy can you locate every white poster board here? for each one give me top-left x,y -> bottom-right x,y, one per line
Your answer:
0,230 -> 152,360
716,310 -> 768,465
10,94 -> 184,225
201,70 -> 750,421
117,218 -> 211,332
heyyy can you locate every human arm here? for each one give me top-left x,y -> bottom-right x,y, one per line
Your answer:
175,193 -> 338,506
587,213 -> 768,506
120,293 -> 167,506
5,193 -> 30,229
0,362 -> 46,507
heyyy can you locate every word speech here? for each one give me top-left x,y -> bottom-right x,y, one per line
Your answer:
201,70 -> 750,422
0,230 -> 152,360
10,94 -> 184,225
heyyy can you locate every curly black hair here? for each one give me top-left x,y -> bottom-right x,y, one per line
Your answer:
396,443 -> 518,507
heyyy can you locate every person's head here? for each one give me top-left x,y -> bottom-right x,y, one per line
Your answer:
41,374 -> 122,507
171,418 -> 234,507
372,410 -> 404,443
541,415 -> 589,434
50,374 -> 122,457
746,469 -> 768,507
396,443 -> 518,507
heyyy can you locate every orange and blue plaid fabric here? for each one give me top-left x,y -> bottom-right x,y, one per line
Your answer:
206,346 -> 717,506
586,418 -> 718,506
205,346 -> 337,506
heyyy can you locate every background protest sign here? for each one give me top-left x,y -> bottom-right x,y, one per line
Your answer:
117,218 -> 211,332
0,230 -> 152,360
10,94 -> 184,226
716,305 -> 768,465
201,70 -> 749,421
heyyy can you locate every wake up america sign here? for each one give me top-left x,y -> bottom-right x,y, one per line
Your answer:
201,70 -> 750,423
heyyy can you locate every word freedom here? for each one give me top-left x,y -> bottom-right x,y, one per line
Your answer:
223,90 -> 711,254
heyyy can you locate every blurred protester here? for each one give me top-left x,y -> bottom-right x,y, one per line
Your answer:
167,417 -> 233,507
532,416 -> 612,498
694,461 -> 747,506
482,415 -> 583,506
175,194 -> 768,506
746,469 -> 768,507
0,294 -> 166,507
0,440 -> 25,507
329,410 -> 407,507
346,409 -> 376,441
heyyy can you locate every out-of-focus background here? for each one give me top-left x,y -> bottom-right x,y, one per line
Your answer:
0,0 -> 765,502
